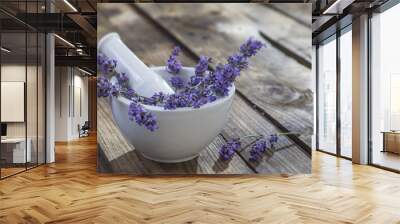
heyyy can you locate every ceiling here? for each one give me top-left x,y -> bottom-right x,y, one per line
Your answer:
312,0 -> 390,43
0,0 -> 97,73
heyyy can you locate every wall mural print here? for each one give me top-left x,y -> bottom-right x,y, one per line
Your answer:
97,3 -> 312,175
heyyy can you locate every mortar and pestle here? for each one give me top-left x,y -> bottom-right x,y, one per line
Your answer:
98,33 -> 235,163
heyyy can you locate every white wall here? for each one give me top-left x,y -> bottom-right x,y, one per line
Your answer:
1,65 -> 33,138
54,67 -> 89,141
71,73 -> 89,138
55,66 -> 69,141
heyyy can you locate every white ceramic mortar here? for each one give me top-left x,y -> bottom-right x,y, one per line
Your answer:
111,67 -> 235,163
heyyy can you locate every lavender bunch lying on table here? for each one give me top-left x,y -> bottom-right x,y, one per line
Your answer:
97,38 -> 265,130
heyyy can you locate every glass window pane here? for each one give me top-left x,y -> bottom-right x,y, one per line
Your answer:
27,31 -> 38,169
371,4 -> 400,171
318,37 -> 337,154
1,31 -> 27,177
0,1 -> 46,179
38,33 -> 45,165
340,29 -> 352,158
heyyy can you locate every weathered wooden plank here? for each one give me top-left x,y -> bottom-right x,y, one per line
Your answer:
134,3 -> 313,147
97,98 -> 149,174
266,3 -> 311,28
230,3 -> 312,64
223,95 -> 311,174
98,3 -> 311,174
98,4 -> 195,68
97,4 -> 253,175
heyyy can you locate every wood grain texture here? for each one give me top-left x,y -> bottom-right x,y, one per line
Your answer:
1,135 -> 400,223
97,3 -> 310,174
266,3 -> 311,28
234,3 -> 311,63
223,96 -> 310,174
134,3 -> 313,147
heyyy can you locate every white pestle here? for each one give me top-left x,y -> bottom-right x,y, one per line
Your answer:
98,32 -> 175,98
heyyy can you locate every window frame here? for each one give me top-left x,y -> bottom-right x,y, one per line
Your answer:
315,24 -> 353,161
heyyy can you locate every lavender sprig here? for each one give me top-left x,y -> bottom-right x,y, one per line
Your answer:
166,46 -> 182,74
128,102 -> 158,131
170,76 -> 185,89
219,138 -> 241,161
239,38 -> 265,57
195,56 -> 211,76
97,76 -> 112,97
219,133 -> 286,162
249,139 -> 267,161
228,54 -> 248,71
97,54 -> 117,75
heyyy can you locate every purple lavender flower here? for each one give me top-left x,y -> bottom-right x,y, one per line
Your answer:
110,84 -> 120,97
170,76 -> 185,89
97,54 -> 117,75
239,38 -> 265,57
97,76 -> 112,97
167,60 -> 182,74
192,97 -> 208,108
219,138 -> 241,160
195,56 -> 211,76
116,73 -> 129,85
207,95 -> 217,102
212,82 -> 230,96
163,95 -> 178,110
203,86 -> 217,103
210,65 -> 232,96
222,63 -> 241,82
269,134 -> 279,147
189,75 -> 203,86
128,102 -> 158,131
143,96 -> 156,105
171,46 -> 181,57
228,53 -> 248,70
163,93 -> 191,110
166,46 -> 182,74
249,139 -> 267,161
97,54 -> 106,66
121,87 -> 136,100
144,92 -> 166,106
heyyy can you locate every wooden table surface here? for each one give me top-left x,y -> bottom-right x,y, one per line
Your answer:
97,3 -> 312,175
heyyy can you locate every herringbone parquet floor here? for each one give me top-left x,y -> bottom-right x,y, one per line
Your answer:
1,134 -> 400,223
